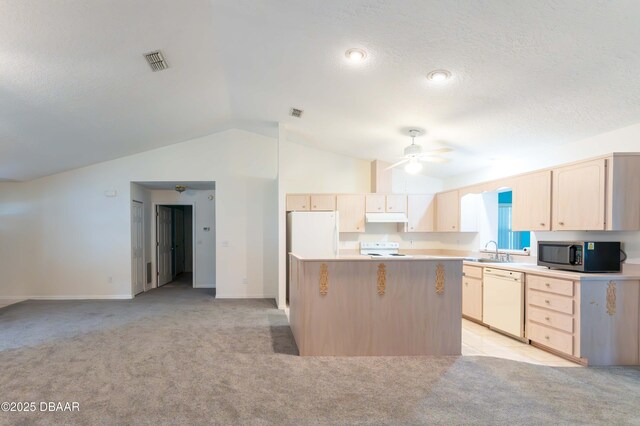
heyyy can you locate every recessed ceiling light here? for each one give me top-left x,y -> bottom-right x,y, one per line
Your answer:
345,48 -> 367,62
427,69 -> 452,83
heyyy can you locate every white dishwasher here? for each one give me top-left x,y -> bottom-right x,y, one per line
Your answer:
482,268 -> 525,340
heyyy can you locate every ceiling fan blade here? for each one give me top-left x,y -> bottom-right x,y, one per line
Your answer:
423,148 -> 453,155
419,156 -> 450,163
384,159 -> 410,170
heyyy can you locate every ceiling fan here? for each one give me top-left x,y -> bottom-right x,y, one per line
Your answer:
385,129 -> 452,174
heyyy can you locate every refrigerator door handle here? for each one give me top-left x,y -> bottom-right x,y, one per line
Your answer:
334,211 -> 340,257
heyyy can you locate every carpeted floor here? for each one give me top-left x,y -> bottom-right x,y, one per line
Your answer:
1,287 -> 639,425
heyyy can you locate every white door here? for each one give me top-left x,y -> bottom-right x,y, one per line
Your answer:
174,208 -> 185,276
157,206 -> 172,286
131,201 -> 145,295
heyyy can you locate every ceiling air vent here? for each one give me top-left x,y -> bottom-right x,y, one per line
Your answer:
289,108 -> 304,118
144,50 -> 168,72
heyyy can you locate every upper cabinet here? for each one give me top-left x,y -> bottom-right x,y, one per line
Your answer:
435,190 -> 460,232
365,194 -> 386,212
366,194 -> 407,213
405,194 -> 435,232
386,194 -> 407,213
552,159 -> 607,231
337,194 -> 366,233
310,194 -> 336,211
512,170 -> 552,231
606,154 -> 640,231
286,195 -> 310,211
551,155 -> 640,231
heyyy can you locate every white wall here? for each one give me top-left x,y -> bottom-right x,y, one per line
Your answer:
0,129 -> 278,299
279,139 -> 371,193
445,122 -> 640,189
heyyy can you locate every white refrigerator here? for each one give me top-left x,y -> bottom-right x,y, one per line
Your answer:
286,211 -> 340,259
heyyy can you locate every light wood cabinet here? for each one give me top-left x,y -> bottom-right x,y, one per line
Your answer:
365,194 -> 386,213
462,265 -> 483,322
526,272 -> 640,365
435,190 -> 459,232
286,195 -> 310,211
366,194 -> 407,213
310,194 -> 336,211
385,194 -> 407,213
552,158 -> 607,230
336,194 -> 366,233
512,170 -> 551,231
405,194 -> 435,232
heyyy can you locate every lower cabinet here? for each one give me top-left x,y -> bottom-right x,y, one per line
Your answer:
526,274 -> 579,359
462,265 -> 483,322
526,274 -> 640,366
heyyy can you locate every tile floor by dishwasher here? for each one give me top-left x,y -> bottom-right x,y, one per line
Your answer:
462,318 -> 580,367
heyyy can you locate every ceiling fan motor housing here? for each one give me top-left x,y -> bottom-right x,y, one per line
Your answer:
404,143 -> 422,157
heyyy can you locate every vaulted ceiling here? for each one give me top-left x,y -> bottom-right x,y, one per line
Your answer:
2,1 -> 640,180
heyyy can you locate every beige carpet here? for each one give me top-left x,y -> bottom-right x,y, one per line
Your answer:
1,287 -> 639,425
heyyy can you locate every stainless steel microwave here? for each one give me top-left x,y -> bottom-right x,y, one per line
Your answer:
537,241 -> 621,272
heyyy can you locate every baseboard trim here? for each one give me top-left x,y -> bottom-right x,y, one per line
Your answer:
193,284 -> 216,289
216,294 -> 276,299
23,295 -> 133,300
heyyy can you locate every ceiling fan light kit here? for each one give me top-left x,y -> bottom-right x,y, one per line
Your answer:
385,129 -> 452,174
404,158 -> 423,174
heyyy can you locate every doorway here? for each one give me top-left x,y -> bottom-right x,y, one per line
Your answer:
157,205 -> 194,287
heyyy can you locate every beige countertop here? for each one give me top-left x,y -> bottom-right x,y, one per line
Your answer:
289,253 -> 465,262
463,260 -> 640,281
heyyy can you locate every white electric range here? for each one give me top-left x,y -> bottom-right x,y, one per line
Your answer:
360,242 -> 413,259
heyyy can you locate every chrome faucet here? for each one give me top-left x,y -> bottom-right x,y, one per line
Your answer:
484,240 -> 499,260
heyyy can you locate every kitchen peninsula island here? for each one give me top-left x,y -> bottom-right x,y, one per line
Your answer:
289,254 -> 463,356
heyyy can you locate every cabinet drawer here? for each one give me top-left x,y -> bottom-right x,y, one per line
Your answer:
527,275 -> 574,297
463,265 -> 483,279
528,290 -> 574,315
527,306 -> 574,333
527,322 -> 573,356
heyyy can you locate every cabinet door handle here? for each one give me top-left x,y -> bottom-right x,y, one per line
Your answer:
540,223 -> 545,226
545,283 -> 551,287
313,205 -> 317,208
544,335 -> 550,340
558,221 -> 564,225
545,316 -> 550,321
302,205 -> 306,208
389,206 -> 393,210
545,299 -> 551,304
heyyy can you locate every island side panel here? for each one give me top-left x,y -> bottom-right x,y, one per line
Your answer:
288,255 -> 305,354
371,260 -> 462,356
579,279 -> 639,365
302,261 -> 376,356
296,259 -> 462,356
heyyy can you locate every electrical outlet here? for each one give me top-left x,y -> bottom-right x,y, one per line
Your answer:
221,241 -> 229,247
242,278 -> 248,285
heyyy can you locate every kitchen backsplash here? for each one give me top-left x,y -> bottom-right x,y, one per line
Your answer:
339,224 -> 640,265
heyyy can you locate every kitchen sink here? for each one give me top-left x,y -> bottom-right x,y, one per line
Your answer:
464,257 -> 509,263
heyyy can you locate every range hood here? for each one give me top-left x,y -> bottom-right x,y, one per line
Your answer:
365,213 -> 409,223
